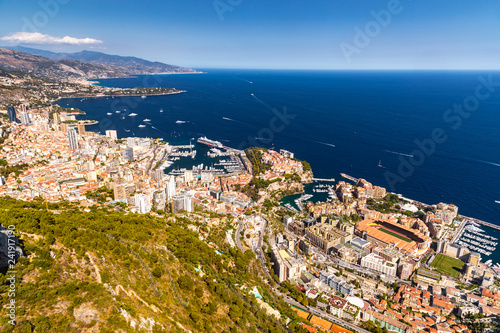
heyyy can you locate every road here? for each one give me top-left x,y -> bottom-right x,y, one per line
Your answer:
235,218 -> 245,252
254,216 -> 370,333
282,295 -> 371,333
255,217 -> 271,277
146,146 -> 161,173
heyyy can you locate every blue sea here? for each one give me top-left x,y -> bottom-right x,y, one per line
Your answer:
57,69 -> 500,256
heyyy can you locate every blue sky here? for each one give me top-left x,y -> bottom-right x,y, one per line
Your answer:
0,0 -> 499,69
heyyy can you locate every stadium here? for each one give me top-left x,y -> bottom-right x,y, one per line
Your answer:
355,219 -> 431,257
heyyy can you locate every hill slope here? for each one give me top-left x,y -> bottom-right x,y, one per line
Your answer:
0,197 -> 301,332
7,46 -> 199,75
0,47 -> 127,83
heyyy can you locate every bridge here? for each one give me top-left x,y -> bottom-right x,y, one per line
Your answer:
312,178 -> 335,182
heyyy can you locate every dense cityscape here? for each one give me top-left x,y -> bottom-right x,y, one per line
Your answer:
1,1 -> 499,332
1,96 -> 499,332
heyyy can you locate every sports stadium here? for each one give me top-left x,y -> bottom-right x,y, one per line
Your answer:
355,219 -> 431,257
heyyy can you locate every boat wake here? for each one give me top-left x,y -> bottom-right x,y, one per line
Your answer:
470,158 -> 500,168
251,93 -> 273,110
316,141 -> 336,148
384,150 -> 414,158
151,126 -> 167,135
234,77 -> 253,84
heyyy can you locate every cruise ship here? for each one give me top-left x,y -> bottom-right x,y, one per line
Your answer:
197,136 -> 223,149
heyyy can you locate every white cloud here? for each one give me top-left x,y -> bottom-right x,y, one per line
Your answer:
0,32 -> 103,45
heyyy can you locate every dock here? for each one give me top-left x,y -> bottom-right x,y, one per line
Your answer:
312,178 -> 335,182
461,215 -> 500,231
340,173 -> 358,183
173,144 -> 195,149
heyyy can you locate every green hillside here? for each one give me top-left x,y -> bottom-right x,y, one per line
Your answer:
0,197 -> 306,333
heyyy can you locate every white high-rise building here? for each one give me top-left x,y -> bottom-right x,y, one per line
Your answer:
106,130 -> 118,140
134,193 -> 151,214
19,112 -> 31,125
127,137 -> 136,148
165,175 -> 176,200
172,191 -> 193,213
67,128 -> 79,150
184,170 -> 193,183
183,191 -> 193,213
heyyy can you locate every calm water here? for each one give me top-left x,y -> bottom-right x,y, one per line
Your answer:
57,69 -> 500,245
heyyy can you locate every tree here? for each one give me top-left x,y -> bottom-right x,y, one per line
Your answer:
177,274 -> 194,291
152,266 -> 163,278
195,286 -> 204,298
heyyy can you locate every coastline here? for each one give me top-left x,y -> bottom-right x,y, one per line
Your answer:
86,71 -> 205,85
53,89 -> 186,102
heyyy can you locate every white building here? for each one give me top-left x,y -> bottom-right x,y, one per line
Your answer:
271,246 -> 306,282
172,192 -> 193,213
106,130 -> 118,140
165,175 -> 176,200
127,137 -> 136,148
19,112 -> 31,125
134,193 -> 152,214
360,253 -> 397,277
67,128 -> 79,150
184,170 -> 193,183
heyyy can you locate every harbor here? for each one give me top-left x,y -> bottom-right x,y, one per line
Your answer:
162,137 -> 248,177
455,220 -> 499,257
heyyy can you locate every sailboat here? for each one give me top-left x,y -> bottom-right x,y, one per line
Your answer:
378,160 -> 383,168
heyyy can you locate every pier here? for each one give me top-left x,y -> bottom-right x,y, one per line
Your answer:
173,144 -> 195,149
312,178 -> 335,182
340,173 -> 358,183
461,215 -> 500,231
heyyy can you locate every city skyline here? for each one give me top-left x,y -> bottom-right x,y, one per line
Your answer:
0,1 -> 499,69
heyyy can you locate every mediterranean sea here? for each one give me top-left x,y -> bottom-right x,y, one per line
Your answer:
56,69 -> 500,245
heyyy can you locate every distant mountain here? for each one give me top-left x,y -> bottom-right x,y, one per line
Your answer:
7,46 -> 199,75
0,47 -> 128,82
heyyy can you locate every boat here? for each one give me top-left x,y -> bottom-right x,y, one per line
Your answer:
138,125 -> 146,128
197,136 -> 223,149
115,111 -> 121,113
378,160 -> 383,168
129,113 -> 138,117
143,119 -> 151,122
160,108 -> 163,113
124,129 -> 131,132
176,120 -> 187,124
107,113 -> 112,116
141,95 -> 146,99
495,200 -> 500,204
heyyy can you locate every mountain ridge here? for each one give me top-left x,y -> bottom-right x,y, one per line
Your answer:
4,46 -> 199,76
0,47 -> 129,83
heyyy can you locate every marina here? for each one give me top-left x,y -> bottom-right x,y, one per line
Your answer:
455,220 -> 498,257
294,193 -> 313,211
